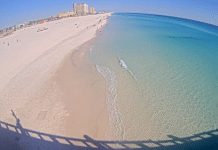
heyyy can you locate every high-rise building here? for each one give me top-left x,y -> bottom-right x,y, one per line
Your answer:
73,3 -> 88,15
90,7 -> 95,14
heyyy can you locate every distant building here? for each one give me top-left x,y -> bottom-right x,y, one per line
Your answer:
23,22 -> 29,27
14,24 -> 24,30
58,11 -> 75,18
0,29 -> 4,35
73,3 -> 88,15
90,7 -> 95,14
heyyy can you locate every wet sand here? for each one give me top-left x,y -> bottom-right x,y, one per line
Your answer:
55,38 -> 109,140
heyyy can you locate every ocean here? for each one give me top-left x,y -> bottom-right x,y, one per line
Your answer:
89,13 -> 218,142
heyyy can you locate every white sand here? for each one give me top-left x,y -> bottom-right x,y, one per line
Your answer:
0,13 -> 110,148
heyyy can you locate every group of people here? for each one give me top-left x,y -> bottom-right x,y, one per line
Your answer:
3,39 -> 20,46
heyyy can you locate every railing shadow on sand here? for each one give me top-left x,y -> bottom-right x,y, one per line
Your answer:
0,113 -> 218,150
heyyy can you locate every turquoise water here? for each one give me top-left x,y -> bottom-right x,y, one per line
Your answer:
89,13 -> 218,141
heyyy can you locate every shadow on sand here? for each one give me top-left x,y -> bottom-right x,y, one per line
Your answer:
0,111 -> 218,149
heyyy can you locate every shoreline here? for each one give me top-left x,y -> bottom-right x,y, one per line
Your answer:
54,16 -> 111,140
55,35 -> 109,140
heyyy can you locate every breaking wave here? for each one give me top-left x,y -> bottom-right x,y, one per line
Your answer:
96,65 -> 125,141
118,56 -> 137,80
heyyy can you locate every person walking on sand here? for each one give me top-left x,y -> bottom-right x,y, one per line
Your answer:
17,39 -> 18,43
8,42 -> 9,46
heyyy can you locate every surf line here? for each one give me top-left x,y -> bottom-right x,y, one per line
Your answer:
118,55 -> 137,80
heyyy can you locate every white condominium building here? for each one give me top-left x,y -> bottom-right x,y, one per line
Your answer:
73,3 -> 88,15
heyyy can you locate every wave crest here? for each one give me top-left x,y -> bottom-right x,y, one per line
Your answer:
96,65 -> 124,141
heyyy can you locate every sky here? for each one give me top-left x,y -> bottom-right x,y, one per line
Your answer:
0,0 -> 218,29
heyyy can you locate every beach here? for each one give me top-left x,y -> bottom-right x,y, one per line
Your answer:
0,13 -> 111,148
1,12 -> 218,150
55,38 -> 109,140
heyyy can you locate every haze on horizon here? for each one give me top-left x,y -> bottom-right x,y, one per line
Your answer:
0,0 -> 218,30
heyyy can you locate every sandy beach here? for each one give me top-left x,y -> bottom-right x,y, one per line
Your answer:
0,13 -> 111,148
55,38 -> 108,140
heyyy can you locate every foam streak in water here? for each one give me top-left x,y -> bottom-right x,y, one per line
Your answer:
118,56 -> 137,80
96,65 -> 125,140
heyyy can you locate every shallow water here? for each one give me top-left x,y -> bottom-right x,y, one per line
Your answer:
89,13 -> 218,142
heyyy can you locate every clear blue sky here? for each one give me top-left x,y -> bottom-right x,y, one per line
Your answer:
0,0 -> 218,29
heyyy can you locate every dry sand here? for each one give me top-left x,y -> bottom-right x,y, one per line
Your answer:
0,13 -> 111,148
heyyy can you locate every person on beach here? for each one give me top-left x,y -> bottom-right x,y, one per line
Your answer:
17,39 -> 18,43
8,42 -> 9,46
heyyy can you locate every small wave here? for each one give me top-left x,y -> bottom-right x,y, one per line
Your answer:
96,65 -> 125,141
118,56 -> 137,80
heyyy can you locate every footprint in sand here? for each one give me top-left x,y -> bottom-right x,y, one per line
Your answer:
37,111 -> 47,120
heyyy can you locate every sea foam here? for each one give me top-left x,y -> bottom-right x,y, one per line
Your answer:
118,56 -> 137,80
96,65 -> 125,140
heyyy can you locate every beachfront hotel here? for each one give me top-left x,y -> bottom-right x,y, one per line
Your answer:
90,7 -> 96,14
73,3 -> 88,15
